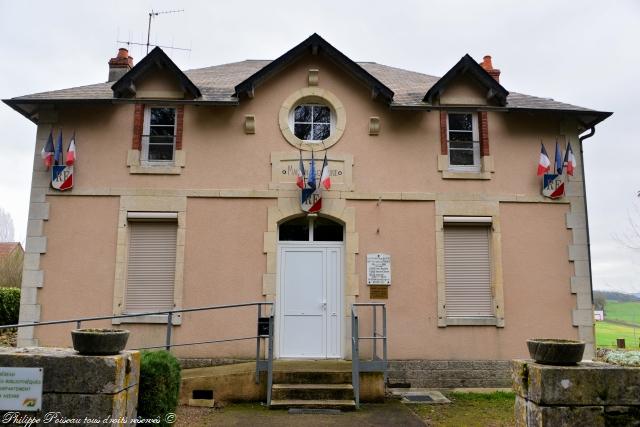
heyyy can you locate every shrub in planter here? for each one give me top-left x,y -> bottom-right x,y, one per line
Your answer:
138,350 -> 181,424
0,287 -> 20,326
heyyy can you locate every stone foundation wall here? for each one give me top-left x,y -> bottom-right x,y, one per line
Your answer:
512,359 -> 640,426
387,359 -> 512,388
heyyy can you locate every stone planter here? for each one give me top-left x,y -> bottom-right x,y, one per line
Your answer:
526,339 -> 585,365
71,328 -> 130,355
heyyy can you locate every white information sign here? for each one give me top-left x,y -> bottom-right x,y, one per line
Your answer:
367,253 -> 391,285
0,367 -> 43,411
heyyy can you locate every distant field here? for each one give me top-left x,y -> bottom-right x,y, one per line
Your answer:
605,300 -> 640,326
596,321 -> 640,349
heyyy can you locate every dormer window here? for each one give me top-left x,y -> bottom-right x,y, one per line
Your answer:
143,107 -> 176,163
447,113 -> 480,172
292,104 -> 332,142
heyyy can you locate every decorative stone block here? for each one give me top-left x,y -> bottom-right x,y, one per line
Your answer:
308,69 -> 319,86
244,114 -> 256,134
369,117 -> 380,135
513,359 -> 640,406
0,347 -> 140,420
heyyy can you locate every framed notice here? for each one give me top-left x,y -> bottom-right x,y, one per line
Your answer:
0,367 -> 43,411
367,253 -> 391,285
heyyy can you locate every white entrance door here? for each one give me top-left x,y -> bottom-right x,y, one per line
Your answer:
278,244 -> 342,358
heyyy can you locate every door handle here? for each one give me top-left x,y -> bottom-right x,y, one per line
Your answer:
321,300 -> 327,310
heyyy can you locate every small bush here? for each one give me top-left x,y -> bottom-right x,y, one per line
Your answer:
138,350 -> 181,424
0,287 -> 20,326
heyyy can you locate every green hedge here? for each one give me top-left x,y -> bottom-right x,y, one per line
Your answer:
138,350 -> 181,424
0,287 -> 20,326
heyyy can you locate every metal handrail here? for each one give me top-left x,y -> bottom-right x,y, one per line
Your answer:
0,300 -> 276,406
351,303 -> 387,409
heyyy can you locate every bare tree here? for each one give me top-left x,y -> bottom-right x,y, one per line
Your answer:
615,193 -> 640,250
0,246 -> 22,288
0,208 -> 15,242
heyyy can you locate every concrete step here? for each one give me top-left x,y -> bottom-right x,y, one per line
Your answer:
270,399 -> 357,410
272,383 -> 354,401
273,370 -> 352,384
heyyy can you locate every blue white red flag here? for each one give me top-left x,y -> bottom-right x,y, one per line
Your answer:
296,150 -> 305,189
51,165 -> 74,191
554,140 -> 563,175
564,142 -> 576,176
542,174 -> 565,199
537,143 -> 551,176
41,130 -> 55,169
66,132 -> 76,166
307,150 -> 316,190
320,152 -> 331,190
301,187 -> 322,213
54,130 -> 63,166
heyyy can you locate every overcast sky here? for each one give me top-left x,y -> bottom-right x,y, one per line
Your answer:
1,0 -> 639,293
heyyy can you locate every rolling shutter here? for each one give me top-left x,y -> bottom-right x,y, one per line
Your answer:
444,226 -> 493,318
125,221 -> 177,313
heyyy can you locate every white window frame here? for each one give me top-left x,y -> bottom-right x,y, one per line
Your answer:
289,103 -> 336,143
447,112 -> 480,172
142,106 -> 176,165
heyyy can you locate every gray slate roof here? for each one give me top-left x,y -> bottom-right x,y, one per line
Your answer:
6,59 -> 601,113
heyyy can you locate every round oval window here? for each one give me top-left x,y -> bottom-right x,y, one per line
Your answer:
292,104 -> 333,142
279,88 -> 346,150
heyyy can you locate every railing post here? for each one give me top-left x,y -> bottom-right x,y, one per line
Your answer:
382,305 -> 388,384
165,312 -> 173,351
266,311 -> 274,406
351,306 -> 360,409
255,304 -> 262,384
373,306 -> 377,360
76,320 -> 81,329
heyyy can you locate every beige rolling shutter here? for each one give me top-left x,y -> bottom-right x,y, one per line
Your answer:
125,221 -> 177,313
444,226 -> 493,318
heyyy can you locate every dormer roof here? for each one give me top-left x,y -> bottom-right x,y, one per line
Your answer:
423,54 -> 509,106
111,46 -> 201,99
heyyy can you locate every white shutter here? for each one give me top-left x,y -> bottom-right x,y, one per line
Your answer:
125,222 -> 177,313
444,226 -> 493,318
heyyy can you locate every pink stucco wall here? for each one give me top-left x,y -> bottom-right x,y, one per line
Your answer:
31,52 -> 582,360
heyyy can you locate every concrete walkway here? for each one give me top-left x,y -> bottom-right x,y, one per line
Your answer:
176,400 -> 426,426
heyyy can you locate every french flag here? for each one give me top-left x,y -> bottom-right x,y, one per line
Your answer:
320,152 -> 331,190
66,132 -> 76,166
537,143 -> 551,176
564,142 -> 576,176
41,130 -> 55,169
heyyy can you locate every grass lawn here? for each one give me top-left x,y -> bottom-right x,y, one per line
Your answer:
596,321 -> 640,349
409,391 -> 515,427
604,300 -> 640,326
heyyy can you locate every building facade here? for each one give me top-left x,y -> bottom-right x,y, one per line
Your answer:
5,34 -> 611,386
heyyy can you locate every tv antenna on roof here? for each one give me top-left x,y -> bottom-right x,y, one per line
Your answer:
117,9 -> 191,55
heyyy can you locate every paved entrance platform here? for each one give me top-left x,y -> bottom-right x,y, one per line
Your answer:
176,400 -> 426,426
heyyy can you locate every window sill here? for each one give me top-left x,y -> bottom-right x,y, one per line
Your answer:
112,313 -> 182,325
444,317 -> 498,326
437,155 -> 494,180
442,170 -> 491,180
127,149 -> 185,175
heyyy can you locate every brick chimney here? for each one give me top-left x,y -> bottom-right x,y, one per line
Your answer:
479,55 -> 501,83
108,48 -> 133,82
